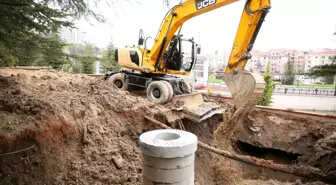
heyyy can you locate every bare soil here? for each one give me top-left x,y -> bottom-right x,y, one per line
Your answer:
0,68 -> 335,185
212,107 -> 336,185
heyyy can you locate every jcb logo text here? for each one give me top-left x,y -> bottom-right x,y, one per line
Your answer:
195,0 -> 216,10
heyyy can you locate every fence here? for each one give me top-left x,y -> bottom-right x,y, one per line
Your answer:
203,81 -> 336,96
273,88 -> 336,96
206,82 -> 226,87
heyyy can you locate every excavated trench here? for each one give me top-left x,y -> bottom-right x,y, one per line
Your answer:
0,69 -> 335,185
234,140 -> 302,165
161,107 -> 336,185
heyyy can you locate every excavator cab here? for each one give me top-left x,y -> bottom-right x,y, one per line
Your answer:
164,35 -> 200,72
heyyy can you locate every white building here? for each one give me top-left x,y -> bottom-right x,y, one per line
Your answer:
206,51 -> 226,73
59,27 -> 87,44
304,54 -> 312,72
190,55 -> 209,85
246,50 -> 267,73
247,49 -> 311,75
310,50 -> 336,68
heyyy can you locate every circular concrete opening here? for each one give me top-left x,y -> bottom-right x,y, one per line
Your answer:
155,132 -> 181,141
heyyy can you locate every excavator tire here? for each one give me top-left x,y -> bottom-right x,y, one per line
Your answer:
181,80 -> 193,94
146,81 -> 170,104
161,81 -> 174,101
107,73 -> 129,91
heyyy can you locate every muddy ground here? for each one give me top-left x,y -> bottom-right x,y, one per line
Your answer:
0,68 -> 335,185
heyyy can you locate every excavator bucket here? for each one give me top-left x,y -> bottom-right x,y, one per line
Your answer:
171,92 -> 225,122
223,71 -> 265,116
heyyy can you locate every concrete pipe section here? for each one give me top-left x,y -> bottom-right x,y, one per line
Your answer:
139,129 -> 198,185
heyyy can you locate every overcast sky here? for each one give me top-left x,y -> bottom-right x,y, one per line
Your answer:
77,0 -> 336,54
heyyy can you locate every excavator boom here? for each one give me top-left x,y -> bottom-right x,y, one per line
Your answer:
147,0 -> 271,74
110,0 -> 271,123
153,0 -> 271,121
223,0 -> 270,126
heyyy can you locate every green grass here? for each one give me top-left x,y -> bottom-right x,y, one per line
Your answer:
208,74 -> 224,83
208,74 -> 335,89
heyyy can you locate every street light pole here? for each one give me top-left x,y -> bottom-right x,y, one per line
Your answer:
296,76 -> 299,87
334,75 -> 336,96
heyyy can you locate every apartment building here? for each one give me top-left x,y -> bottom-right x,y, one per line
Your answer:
245,50 -> 267,73
310,50 -> 336,68
59,27 -> 87,44
190,55 -> 209,85
247,49 -> 312,74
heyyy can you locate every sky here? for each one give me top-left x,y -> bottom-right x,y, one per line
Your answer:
76,0 -> 336,54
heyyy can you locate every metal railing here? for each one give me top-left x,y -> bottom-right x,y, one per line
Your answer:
204,81 -> 336,96
273,88 -> 336,96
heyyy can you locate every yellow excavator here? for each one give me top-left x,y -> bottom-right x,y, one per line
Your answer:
106,0 -> 271,122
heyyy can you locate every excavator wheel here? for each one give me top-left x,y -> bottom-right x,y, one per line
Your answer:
161,81 -> 174,101
107,73 -> 129,91
181,80 -> 193,94
146,81 -> 170,104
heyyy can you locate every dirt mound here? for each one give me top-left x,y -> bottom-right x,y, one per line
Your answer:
0,68 -> 335,185
0,69 -> 162,184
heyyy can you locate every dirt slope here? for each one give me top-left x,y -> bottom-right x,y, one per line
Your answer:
0,69 -> 163,184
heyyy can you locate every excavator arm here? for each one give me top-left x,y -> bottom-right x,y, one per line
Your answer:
112,0 -> 272,123
225,0 -> 270,72
148,0 -> 271,115
223,0 -> 271,116
147,0 -> 271,75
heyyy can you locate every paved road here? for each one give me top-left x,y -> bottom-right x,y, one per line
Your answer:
198,84 -> 336,97
196,90 -> 336,112
270,94 -> 336,111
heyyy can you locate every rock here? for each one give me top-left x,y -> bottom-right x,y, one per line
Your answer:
112,155 -> 124,169
49,84 -> 56,91
11,88 -> 21,95
40,75 -> 52,80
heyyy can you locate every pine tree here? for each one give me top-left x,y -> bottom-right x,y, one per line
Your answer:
309,55 -> 336,95
81,43 -> 96,74
283,58 -> 295,85
324,75 -> 334,84
40,33 -> 68,69
0,0 -> 108,67
101,41 -> 121,72
258,60 -> 273,106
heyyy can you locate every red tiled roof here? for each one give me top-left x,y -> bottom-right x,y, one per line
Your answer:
268,48 -> 297,54
250,50 -> 265,56
310,50 -> 336,55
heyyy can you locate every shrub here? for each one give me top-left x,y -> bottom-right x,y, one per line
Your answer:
258,61 -> 274,106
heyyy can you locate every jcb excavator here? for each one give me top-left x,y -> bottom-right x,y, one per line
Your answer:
106,0 -> 271,123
